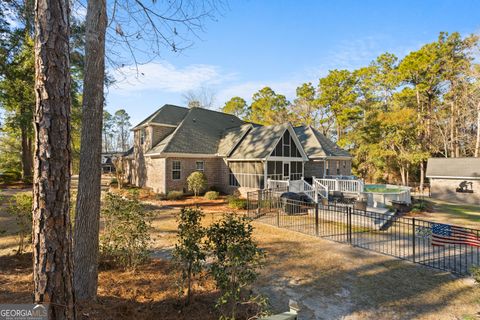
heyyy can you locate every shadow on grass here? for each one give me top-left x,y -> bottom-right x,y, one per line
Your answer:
254,231 -> 479,319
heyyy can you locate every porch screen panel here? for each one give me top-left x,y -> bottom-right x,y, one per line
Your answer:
267,161 -> 282,181
290,161 -> 303,180
228,161 -> 264,189
269,130 -> 303,159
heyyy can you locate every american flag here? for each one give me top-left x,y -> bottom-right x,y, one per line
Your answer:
431,223 -> 480,247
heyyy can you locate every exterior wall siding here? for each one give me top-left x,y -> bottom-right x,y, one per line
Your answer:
430,178 -> 480,204
304,161 -> 325,178
144,157 -> 166,194
326,159 -> 352,176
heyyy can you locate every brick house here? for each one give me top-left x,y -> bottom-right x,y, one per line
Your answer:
426,158 -> 480,204
123,104 -> 352,195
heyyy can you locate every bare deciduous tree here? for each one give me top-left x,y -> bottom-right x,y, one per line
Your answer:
74,0 -> 222,302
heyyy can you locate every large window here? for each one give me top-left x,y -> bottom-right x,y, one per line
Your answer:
195,161 -> 204,172
270,130 -> 302,158
325,161 -> 330,176
172,160 -> 181,180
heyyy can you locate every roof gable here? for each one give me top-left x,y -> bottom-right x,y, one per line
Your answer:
132,104 -> 188,129
294,126 -> 351,158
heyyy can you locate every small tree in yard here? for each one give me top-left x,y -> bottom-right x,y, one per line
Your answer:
173,207 -> 206,305
187,171 -> 207,197
6,192 -> 33,254
100,192 -> 151,269
206,214 -> 267,319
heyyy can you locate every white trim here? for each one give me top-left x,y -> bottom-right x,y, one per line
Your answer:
264,124 -> 309,161
146,152 -> 220,158
172,160 -> 181,180
268,156 -> 304,161
195,160 -> 205,171
131,122 -> 177,131
428,176 -> 480,180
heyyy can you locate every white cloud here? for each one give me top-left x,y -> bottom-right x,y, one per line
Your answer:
110,62 -> 235,94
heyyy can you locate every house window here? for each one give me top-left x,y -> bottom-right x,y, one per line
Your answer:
325,161 -> 329,176
196,161 -> 204,172
172,160 -> 181,180
336,161 -> 340,175
140,128 -> 146,145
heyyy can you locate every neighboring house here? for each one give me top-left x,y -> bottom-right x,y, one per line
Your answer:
123,104 -> 352,195
426,157 -> 480,204
101,152 -> 126,173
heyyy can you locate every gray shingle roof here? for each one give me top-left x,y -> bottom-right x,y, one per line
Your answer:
156,107 -> 245,155
294,126 -> 351,158
132,104 -> 188,129
426,158 -> 480,179
217,124 -> 253,156
228,123 -> 289,159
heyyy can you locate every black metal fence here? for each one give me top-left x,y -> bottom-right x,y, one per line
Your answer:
246,189 -> 480,276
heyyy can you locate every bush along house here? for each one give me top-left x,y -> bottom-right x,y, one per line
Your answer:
122,104 -> 354,200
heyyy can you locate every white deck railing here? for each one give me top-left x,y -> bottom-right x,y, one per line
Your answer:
267,178 -> 328,202
314,177 -> 364,193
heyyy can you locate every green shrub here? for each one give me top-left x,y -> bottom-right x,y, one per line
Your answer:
206,213 -> 267,319
173,208 -> 206,305
167,190 -> 184,200
471,266 -> 480,284
0,170 -> 21,184
187,171 -> 208,196
208,185 -> 221,192
6,192 -> 33,254
156,193 -> 167,200
110,177 -> 118,185
100,192 -> 151,269
204,191 -> 219,200
411,201 -> 428,213
227,196 -> 247,210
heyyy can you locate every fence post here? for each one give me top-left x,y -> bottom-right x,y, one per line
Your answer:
247,192 -> 250,217
256,190 -> 262,216
348,207 -> 352,244
412,218 -> 416,263
315,203 -> 319,236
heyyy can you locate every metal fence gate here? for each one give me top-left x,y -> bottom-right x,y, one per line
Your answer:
246,189 -> 480,276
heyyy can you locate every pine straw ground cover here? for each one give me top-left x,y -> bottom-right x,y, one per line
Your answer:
1,199 -> 480,319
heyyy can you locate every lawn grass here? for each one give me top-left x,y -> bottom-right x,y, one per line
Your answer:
411,198 -> 480,229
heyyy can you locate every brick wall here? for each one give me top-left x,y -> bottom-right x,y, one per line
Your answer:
430,178 -> 480,204
165,157 -> 229,193
144,157 -> 166,194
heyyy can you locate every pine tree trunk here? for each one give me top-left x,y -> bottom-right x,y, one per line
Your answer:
20,125 -> 33,180
33,0 -> 75,318
419,161 -> 425,192
74,0 -> 107,302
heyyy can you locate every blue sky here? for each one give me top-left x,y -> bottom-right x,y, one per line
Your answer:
105,0 -> 480,126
